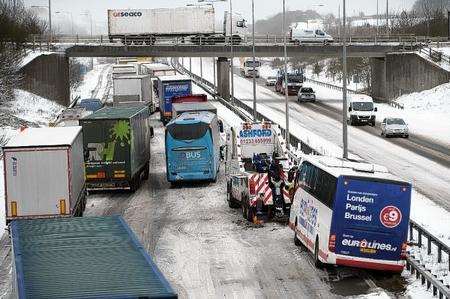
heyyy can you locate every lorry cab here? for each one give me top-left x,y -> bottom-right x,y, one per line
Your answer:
290,24 -> 333,44
225,122 -> 295,222
347,95 -> 377,126
240,59 -> 261,78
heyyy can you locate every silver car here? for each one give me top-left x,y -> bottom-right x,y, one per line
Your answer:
265,76 -> 277,86
381,117 -> 409,138
298,87 -> 316,102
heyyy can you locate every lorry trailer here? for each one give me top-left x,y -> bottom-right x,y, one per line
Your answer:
113,74 -> 153,110
3,127 -> 86,223
107,5 -> 246,45
158,75 -> 192,123
172,102 -> 217,119
10,216 -> 177,298
80,106 -> 151,191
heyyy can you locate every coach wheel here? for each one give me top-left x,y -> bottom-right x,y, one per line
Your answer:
294,219 -> 301,246
314,237 -> 323,268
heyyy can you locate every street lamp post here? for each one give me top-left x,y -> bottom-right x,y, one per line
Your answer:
81,11 -> 93,38
252,0 -> 257,121
283,0 -> 289,149
48,0 -> 52,43
342,0 -> 348,159
31,2 -> 52,42
229,0 -> 235,104
55,11 -> 74,36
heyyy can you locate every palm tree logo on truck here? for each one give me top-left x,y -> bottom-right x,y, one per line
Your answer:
87,120 -> 131,162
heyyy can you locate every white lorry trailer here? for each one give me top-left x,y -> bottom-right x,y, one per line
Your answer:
225,121 -> 294,222
107,5 -> 247,45
113,74 -> 155,112
3,127 -> 86,223
112,64 -> 137,77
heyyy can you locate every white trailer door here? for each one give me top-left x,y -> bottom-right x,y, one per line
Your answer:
5,148 -> 69,218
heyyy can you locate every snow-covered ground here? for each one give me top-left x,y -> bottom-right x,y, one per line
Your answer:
72,60 -> 111,101
20,50 -> 53,68
0,90 -> 64,235
261,60 -> 450,147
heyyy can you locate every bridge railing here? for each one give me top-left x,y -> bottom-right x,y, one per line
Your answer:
24,34 -> 430,48
304,77 -> 405,110
408,219 -> 450,298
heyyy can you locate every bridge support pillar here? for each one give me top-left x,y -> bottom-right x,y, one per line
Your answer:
216,57 -> 230,101
370,57 -> 387,101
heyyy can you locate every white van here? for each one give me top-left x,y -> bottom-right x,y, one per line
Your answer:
347,95 -> 377,126
240,58 -> 261,78
291,24 -> 333,44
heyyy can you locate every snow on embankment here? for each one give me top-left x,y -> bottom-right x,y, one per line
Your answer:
377,82 -> 450,147
0,89 -> 63,234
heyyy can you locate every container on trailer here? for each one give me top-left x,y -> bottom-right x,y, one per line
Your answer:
3,127 -> 86,223
158,75 -> 192,123
113,74 -> 152,109
108,6 -> 215,38
10,216 -> 177,299
112,64 -> 137,77
172,102 -> 217,119
140,63 -> 177,77
79,106 -> 151,191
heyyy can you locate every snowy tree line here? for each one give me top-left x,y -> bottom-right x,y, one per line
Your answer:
0,0 -> 45,104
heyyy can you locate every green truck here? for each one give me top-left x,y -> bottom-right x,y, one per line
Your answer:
80,105 -> 151,191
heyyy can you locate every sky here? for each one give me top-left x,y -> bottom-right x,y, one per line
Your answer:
24,0 -> 416,34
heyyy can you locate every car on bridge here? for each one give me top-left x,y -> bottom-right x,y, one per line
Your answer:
381,117 -> 409,138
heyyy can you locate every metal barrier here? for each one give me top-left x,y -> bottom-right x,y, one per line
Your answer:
408,219 -> 450,298
304,77 -> 405,110
22,34 -> 430,49
419,47 -> 450,65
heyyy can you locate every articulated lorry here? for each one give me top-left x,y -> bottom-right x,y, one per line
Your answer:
225,121 -> 294,222
3,127 -> 86,223
107,5 -> 247,45
10,216 -> 177,298
80,106 -> 151,191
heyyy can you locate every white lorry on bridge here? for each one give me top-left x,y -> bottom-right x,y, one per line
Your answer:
225,121 -> 294,222
107,5 -> 247,45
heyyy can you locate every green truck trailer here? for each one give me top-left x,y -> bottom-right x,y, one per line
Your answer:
80,106 -> 151,191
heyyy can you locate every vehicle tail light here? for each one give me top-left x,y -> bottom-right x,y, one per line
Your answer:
400,242 -> 407,260
10,201 -> 17,217
59,199 -> 66,215
328,234 -> 336,252
97,171 -> 106,179
249,180 -> 256,195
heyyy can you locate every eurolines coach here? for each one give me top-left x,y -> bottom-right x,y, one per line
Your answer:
289,156 -> 411,272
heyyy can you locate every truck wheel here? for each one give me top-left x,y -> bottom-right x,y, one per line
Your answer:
142,162 -> 150,181
314,237 -> 323,268
294,219 -> 301,246
241,203 -> 247,218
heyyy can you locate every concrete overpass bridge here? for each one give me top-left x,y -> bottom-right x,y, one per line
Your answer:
20,38 -> 449,106
65,44 -> 413,58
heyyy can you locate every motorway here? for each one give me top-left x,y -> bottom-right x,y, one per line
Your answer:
84,115 -> 405,298
0,60 -> 438,298
186,58 -> 450,211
